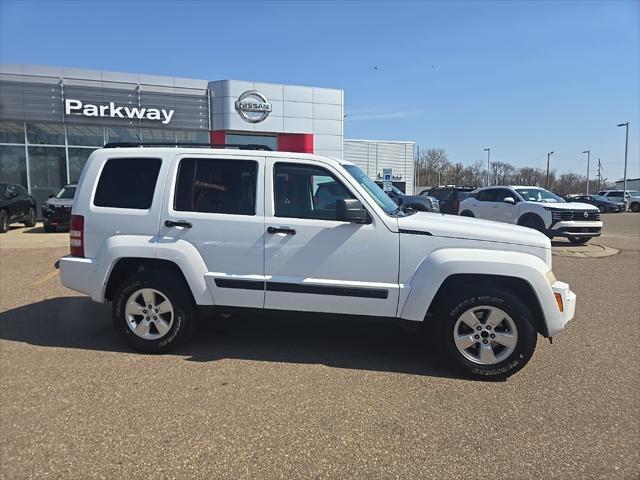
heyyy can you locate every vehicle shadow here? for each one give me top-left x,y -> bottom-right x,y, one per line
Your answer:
0,297 -> 463,380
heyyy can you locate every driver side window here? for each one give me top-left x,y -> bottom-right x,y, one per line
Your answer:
274,163 -> 355,220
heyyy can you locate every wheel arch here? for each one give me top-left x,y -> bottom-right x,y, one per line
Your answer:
399,248 -> 562,337
426,273 -> 548,337
105,258 -> 193,302
517,211 -> 545,227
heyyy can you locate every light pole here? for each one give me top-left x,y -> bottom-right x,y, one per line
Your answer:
484,148 -> 491,186
582,150 -> 590,194
617,122 -> 629,205
546,151 -> 554,189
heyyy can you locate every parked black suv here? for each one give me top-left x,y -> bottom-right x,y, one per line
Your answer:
42,184 -> 77,232
419,185 -> 476,214
0,182 -> 37,233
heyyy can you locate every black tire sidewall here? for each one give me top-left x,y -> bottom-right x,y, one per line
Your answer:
437,289 -> 537,380
0,210 -> 8,233
598,205 -> 605,214
24,207 -> 36,227
112,272 -> 196,353
568,236 -> 590,244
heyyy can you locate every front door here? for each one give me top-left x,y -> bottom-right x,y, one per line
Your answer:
263,159 -> 400,317
161,154 -> 265,308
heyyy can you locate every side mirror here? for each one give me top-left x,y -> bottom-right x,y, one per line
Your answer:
48,193 -> 55,198
336,198 -> 369,224
503,197 -> 516,205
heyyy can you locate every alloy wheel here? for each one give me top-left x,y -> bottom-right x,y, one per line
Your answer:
453,306 -> 518,365
124,288 -> 174,340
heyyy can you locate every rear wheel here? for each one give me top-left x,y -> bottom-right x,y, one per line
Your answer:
568,236 -> 590,244
112,271 -> 198,353
598,205 -> 606,214
0,210 -> 8,233
434,287 -> 537,380
631,202 -> 640,213
24,207 -> 36,227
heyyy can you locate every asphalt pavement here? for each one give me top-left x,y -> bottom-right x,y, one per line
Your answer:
0,215 -> 638,479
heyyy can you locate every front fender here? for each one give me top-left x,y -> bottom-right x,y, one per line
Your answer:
399,248 -> 564,336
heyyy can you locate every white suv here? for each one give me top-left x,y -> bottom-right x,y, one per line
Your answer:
58,145 -> 576,379
459,186 -> 602,244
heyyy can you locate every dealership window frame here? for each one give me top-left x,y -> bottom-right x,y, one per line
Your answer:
0,121 -> 209,200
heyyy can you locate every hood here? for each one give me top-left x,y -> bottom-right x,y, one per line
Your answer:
398,212 -> 551,251
44,197 -> 74,207
539,202 -> 598,211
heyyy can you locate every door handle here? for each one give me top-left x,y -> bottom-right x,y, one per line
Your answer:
267,226 -> 296,235
165,220 -> 192,228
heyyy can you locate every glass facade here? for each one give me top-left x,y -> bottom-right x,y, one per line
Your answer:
0,120 -> 210,210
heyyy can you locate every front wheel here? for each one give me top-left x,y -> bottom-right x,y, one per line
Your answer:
568,236 -> 590,244
24,207 -> 36,227
598,205 -> 606,214
631,202 -> 640,213
112,271 -> 198,353
459,210 -> 474,217
0,210 -> 8,233
518,215 -> 547,236
435,288 -> 537,380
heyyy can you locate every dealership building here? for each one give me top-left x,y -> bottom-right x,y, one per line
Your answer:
0,64 -> 415,208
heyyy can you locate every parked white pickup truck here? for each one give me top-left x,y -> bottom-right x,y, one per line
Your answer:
59,144 -> 575,379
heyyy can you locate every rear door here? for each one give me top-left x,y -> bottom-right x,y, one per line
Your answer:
263,158 -> 400,317
161,154 -> 265,309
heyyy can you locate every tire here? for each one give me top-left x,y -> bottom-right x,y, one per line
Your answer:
631,202 -> 640,213
0,210 -> 8,233
518,214 -> 547,235
568,236 -> 590,244
434,287 -> 537,380
43,224 -> 56,233
460,210 -> 474,217
23,207 -> 36,227
112,271 -> 198,353
598,205 -> 605,214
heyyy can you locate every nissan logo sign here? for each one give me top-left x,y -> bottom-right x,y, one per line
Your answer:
235,90 -> 272,123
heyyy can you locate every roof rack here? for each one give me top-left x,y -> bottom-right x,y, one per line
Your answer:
103,142 -> 273,151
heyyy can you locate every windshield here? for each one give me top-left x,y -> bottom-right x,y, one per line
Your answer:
515,188 -> 565,203
343,164 -> 399,214
55,186 -> 76,199
592,195 -> 610,202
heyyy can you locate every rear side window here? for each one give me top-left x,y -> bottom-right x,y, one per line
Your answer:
94,158 -> 161,209
174,158 -> 257,215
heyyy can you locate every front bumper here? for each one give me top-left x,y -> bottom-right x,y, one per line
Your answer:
548,220 -> 602,238
551,280 -> 576,328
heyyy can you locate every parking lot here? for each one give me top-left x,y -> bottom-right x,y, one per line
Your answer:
1,214 -> 638,479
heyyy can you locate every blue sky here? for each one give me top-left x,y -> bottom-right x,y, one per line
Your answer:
1,0 -> 638,181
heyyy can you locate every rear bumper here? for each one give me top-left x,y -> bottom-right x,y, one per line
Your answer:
551,281 -> 576,329
58,255 -> 100,300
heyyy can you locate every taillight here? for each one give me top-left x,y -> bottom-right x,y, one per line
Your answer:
69,215 -> 84,257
